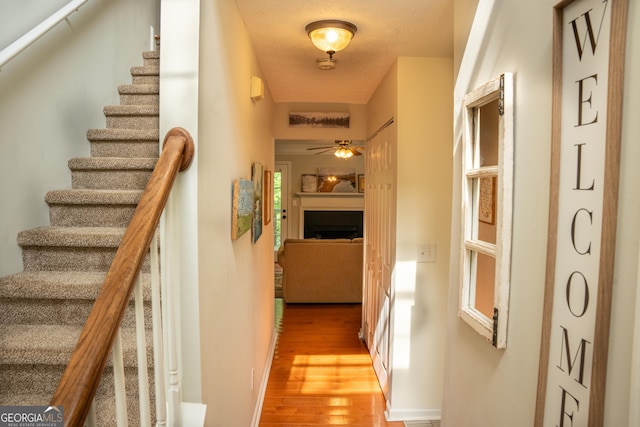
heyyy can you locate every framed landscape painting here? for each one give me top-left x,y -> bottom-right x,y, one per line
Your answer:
288,112 -> 350,128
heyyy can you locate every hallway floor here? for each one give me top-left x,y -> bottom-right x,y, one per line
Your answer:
258,301 -> 406,426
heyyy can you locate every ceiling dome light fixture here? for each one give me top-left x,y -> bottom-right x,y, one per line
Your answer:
305,20 -> 357,62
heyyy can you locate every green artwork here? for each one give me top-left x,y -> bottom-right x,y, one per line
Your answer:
231,179 -> 254,240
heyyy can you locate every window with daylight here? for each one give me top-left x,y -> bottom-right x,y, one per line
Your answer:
459,73 -> 514,349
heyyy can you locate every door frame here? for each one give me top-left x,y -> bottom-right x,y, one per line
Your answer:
274,161 -> 291,259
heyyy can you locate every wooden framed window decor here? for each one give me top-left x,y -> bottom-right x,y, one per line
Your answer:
459,73 -> 514,349
535,0 -> 627,425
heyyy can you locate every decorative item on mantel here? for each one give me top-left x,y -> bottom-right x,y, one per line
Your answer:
301,174 -> 317,192
317,167 -> 356,193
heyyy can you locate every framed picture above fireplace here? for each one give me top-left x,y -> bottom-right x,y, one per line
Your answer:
317,167 -> 356,193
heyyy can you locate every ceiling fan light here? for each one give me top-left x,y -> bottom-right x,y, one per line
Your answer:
334,147 -> 354,159
306,20 -> 357,54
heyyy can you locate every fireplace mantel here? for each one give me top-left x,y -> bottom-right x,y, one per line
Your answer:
296,192 -> 363,198
296,193 -> 364,209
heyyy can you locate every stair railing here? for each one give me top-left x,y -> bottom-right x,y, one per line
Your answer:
50,127 -> 195,427
0,0 -> 89,70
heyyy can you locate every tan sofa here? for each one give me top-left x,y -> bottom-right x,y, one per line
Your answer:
276,238 -> 363,303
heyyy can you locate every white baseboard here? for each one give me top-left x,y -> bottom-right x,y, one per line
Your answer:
250,328 -> 279,427
385,400 -> 441,422
182,402 -> 207,426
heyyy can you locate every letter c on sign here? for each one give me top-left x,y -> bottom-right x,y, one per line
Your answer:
571,208 -> 593,255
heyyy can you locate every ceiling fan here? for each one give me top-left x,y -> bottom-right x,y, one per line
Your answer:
306,140 -> 365,158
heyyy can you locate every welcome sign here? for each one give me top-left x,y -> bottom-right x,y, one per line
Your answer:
535,0 -> 627,426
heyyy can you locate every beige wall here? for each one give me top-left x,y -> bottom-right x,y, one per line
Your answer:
365,56 -> 453,418
198,0 -> 275,424
393,57 -> 453,415
443,1 -> 640,425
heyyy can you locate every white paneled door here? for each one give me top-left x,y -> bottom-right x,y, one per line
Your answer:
362,120 -> 395,398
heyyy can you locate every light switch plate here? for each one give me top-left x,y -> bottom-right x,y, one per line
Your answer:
418,244 -> 436,263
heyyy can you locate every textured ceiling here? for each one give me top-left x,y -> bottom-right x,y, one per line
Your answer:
235,0 -> 454,105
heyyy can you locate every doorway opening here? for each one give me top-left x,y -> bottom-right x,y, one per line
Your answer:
274,162 -> 290,301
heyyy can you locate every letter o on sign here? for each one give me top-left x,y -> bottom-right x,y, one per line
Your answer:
566,271 -> 590,317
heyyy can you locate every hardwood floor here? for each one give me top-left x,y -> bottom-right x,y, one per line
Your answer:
259,300 -> 404,427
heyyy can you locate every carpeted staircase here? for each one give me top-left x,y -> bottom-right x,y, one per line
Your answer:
0,50 -> 161,425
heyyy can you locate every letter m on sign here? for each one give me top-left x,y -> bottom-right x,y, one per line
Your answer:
557,326 -> 591,387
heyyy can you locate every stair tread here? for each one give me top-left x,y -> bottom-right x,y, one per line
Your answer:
118,84 -> 159,94
103,105 -> 158,115
130,65 -> 159,75
45,189 -> 143,205
0,271 -> 104,299
0,271 -> 152,300
0,324 -> 82,363
0,324 -> 149,366
0,392 -> 118,407
17,226 -> 125,247
68,157 -> 157,169
87,128 -> 159,141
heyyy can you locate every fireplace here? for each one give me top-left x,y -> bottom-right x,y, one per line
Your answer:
303,210 -> 363,239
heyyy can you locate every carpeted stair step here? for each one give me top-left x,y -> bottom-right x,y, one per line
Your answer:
17,226 -> 150,272
87,128 -> 159,158
68,157 -> 157,190
142,51 -> 159,67
0,325 -> 155,425
130,65 -> 159,85
118,84 -> 159,106
46,189 -> 142,227
0,325 -> 152,372
0,271 -> 152,328
0,325 -> 153,367
104,105 -> 159,129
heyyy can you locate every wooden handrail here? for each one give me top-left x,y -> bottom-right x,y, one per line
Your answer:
50,127 -> 194,427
